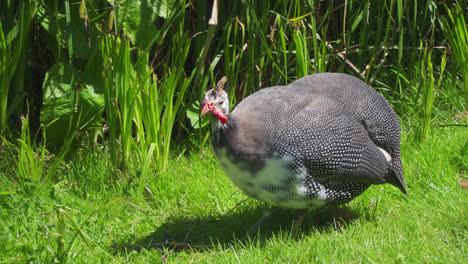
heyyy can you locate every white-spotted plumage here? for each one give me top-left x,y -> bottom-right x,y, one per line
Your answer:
204,73 -> 406,212
216,148 -> 325,209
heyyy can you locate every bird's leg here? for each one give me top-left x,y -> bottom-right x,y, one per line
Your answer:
246,210 -> 272,236
290,209 -> 306,238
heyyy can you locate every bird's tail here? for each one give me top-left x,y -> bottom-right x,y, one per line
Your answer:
387,158 -> 407,194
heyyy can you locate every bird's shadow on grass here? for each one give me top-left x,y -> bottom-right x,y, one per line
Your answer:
114,203 -> 360,254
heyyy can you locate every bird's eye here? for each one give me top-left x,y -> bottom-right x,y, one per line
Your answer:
219,100 -> 224,105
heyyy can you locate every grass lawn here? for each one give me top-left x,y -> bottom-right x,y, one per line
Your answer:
0,123 -> 467,263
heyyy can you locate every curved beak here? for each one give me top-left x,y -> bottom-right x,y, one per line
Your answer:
200,98 -> 228,124
200,99 -> 213,116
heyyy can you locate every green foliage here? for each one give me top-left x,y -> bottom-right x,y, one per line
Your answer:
440,1 -> 468,110
116,0 -> 177,50
419,47 -> 447,141
41,63 -> 104,145
0,1 -> 467,260
2,113 -> 73,196
38,0 -> 98,60
4,115 -> 47,195
0,0 -> 39,137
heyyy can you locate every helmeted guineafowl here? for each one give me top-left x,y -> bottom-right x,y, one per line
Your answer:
201,73 -> 406,233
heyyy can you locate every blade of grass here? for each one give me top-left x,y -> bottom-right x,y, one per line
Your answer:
137,143 -> 156,200
101,35 -> 118,169
59,208 -> 120,263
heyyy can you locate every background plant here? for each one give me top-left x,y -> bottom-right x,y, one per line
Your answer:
0,0 -> 467,262
0,0 -> 465,198
440,1 -> 468,111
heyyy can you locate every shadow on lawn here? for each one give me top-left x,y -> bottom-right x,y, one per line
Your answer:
114,203 -> 360,253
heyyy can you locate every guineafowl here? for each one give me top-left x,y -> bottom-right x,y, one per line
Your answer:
201,73 -> 406,233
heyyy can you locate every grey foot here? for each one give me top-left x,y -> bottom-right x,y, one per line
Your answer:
290,209 -> 306,238
246,210 -> 272,236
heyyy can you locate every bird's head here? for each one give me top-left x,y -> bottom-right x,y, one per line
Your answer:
201,77 -> 229,125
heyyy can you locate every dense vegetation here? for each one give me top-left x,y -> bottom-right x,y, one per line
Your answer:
0,0 -> 466,262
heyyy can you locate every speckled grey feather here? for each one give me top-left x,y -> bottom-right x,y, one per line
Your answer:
210,73 -> 406,209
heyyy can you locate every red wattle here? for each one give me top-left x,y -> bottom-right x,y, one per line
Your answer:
213,109 -> 228,124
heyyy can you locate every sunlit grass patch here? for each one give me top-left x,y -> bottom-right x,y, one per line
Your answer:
0,123 -> 466,263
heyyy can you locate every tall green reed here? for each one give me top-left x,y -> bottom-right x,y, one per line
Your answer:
293,29 -> 309,78
440,1 -> 468,111
115,37 -> 134,172
100,35 -> 135,172
419,46 -> 447,141
133,33 -> 192,199
0,1 -> 38,138
99,31 -> 192,198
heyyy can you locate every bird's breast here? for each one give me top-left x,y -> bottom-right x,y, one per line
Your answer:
213,147 -> 327,209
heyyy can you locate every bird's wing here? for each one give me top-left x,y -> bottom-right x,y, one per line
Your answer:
272,98 -> 390,185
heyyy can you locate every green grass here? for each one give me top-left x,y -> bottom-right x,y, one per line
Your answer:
0,1 -> 466,262
1,120 -> 467,263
